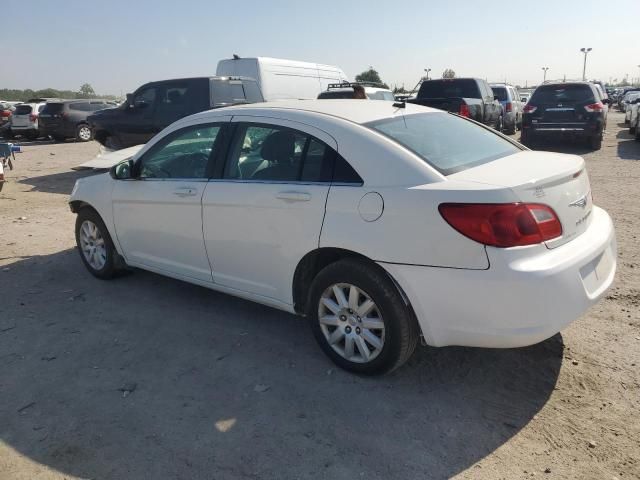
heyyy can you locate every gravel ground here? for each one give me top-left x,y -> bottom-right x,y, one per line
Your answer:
0,114 -> 639,480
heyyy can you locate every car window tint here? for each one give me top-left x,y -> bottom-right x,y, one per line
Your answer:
224,125 -> 307,181
491,87 -> 508,101
300,139 -> 330,182
530,85 -> 595,105
140,125 -> 220,179
134,87 -> 156,107
15,105 -> 33,115
332,154 -> 363,184
161,86 -> 188,106
418,79 -> 481,99
89,102 -> 108,111
69,103 -> 91,111
366,112 -> 521,175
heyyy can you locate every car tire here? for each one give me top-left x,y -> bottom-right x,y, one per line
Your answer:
75,208 -> 124,280
307,258 -> 419,375
104,135 -> 123,150
75,124 -> 93,142
588,134 -> 602,150
505,121 -> 516,135
629,126 -> 636,135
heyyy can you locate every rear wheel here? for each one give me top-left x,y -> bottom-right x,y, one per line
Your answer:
308,259 -> 418,375
588,134 -> 602,150
75,124 -> 93,142
75,208 -> 123,279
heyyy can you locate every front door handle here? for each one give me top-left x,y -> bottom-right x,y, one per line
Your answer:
173,186 -> 198,197
276,191 -> 311,202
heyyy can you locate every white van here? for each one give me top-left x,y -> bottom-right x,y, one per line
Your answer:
216,56 -> 349,101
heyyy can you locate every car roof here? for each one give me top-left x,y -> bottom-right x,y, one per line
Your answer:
209,100 -> 439,125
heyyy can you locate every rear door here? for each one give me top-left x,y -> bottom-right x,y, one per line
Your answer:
11,104 -> 33,128
202,117 -> 336,304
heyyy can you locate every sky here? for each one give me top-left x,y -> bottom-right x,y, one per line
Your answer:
1,0 -> 638,95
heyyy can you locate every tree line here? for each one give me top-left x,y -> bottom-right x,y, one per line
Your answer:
0,83 -> 117,102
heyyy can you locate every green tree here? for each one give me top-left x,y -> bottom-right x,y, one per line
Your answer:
78,83 -> 96,98
442,69 -> 456,79
355,67 -> 389,89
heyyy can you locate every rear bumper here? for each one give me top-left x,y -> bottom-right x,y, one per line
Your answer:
380,206 -> 616,348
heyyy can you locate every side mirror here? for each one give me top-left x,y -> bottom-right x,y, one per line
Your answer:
110,159 -> 134,180
126,93 -> 134,108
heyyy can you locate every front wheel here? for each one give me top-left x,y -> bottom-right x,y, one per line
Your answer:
308,259 -> 419,375
75,208 -> 123,279
588,134 -> 602,150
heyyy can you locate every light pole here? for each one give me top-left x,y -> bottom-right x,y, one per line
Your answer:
542,67 -> 549,83
580,48 -> 592,81
637,65 -> 640,86
424,68 -> 431,80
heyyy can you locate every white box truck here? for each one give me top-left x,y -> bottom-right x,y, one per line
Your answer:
216,56 -> 349,101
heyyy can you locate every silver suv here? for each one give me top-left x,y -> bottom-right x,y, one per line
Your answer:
490,84 -> 524,134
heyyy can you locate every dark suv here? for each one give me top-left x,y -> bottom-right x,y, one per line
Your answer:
521,82 -> 608,150
39,99 -> 115,142
89,76 -> 263,149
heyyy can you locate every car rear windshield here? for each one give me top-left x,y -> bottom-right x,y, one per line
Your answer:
211,79 -> 264,107
318,90 -> 355,99
530,84 -> 595,105
14,105 -> 33,115
365,112 -> 521,175
417,79 -> 481,99
491,87 -> 508,101
41,103 -> 64,114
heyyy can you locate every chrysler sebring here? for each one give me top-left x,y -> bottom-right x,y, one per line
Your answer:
69,100 -> 616,374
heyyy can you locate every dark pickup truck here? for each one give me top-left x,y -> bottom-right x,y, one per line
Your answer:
408,78 -> 503,131
89,76 -> 263,149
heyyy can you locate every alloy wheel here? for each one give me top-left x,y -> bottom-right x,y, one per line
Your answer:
79,220 -> 107,270
318,283 -> 385,363
78,126 -> 92,141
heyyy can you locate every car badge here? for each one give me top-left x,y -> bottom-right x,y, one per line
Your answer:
569,195 -> 588,209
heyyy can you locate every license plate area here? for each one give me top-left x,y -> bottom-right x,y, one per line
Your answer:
579,243 -> 615,297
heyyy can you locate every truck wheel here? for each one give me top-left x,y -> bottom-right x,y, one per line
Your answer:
308,258 -> 419,375
76,124 -> 93,142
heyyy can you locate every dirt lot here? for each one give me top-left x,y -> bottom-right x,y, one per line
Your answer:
0,114 -> 639,480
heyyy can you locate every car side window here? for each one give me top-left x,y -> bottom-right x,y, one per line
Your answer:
223,125 -> 308,182
133,87 -> 156,108
139,124 -> 220,179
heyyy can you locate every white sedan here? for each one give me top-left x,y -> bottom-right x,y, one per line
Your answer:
70,100 -> 616,374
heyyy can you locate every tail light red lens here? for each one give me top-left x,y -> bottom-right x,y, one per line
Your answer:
505,102 -> 512,113
1,111 -> 10,118
29,114 -> 38,122
438,203 -> 563,247
584,102 -> 604,112
523,104 -> 537,113
459,104 -> 470,117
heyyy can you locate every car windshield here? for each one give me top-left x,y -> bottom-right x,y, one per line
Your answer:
365,112 -> 521,175
491,87 -> 508,101
530,84 -> 594,105
417,79 -> 481,99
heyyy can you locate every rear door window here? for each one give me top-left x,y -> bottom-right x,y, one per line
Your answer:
69,102 -> 91,111
41,103 -> 64,115
530,85 -> 595,105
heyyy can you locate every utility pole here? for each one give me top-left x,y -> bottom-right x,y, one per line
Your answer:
580,48 -> 592,81
424,68 -> 431,81
542,67 -> 549,83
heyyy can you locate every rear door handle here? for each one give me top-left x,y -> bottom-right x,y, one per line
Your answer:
276,191 -> 311,202
173,186 -> 198,197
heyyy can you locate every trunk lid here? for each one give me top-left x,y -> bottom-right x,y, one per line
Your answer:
448,151 -> 592,248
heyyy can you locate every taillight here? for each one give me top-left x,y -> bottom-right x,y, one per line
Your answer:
459,104 -> 470,117
438,203 -> 563,247
0,172 -> 4,182
584,102 -> 604,112
29,113 -> 38,122
1,111 -> 10,118
505,102 -> 512,113
523,104 -> 537,113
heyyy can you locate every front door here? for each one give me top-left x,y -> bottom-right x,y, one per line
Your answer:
119,85 -> 159,146
113,121 -> 227,282
202,117 -> 337,305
